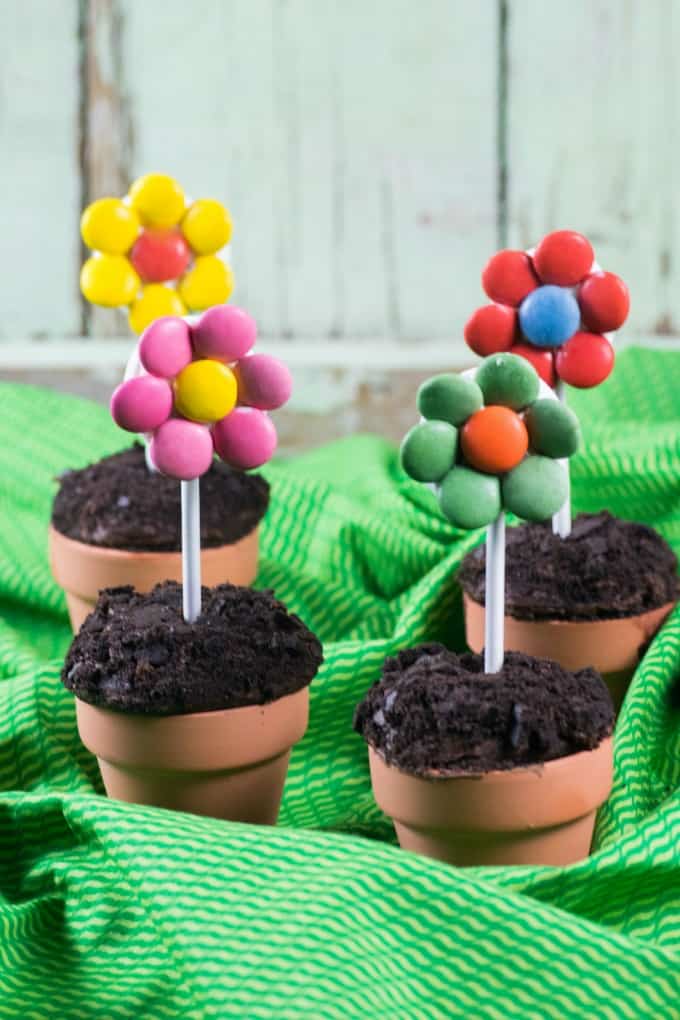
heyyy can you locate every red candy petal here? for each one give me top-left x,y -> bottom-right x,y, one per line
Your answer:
533,230 -> 594,286
464,304 -> 516,356
555,332 -> 614,388
481,250 -> 539,307
579,272 -> 630,333
511,343 -> 556,388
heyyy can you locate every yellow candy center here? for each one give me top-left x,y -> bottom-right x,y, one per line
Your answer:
174,360 -> 237,423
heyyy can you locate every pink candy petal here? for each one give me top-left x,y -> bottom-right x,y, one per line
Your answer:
192,305 -> 257,362
149,419 -> 214,480
110,376 -> 173,433
212,407 -> 277,470
236,353 -> 293,410
138,316 -> 193,378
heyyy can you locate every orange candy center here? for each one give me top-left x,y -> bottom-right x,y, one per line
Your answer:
461,406 -> 528,475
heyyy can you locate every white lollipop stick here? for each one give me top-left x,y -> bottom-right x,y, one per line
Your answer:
552,378 -> 572,538
484,513 -> 505,674
181,478 -> 202,623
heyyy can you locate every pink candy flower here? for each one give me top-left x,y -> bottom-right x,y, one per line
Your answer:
110,306 -> 292,480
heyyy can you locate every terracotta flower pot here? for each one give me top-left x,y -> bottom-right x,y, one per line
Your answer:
463,593 -> 675,709
369,736 -> 613,867
75,687 -> 309,823
49,524 -> 259,632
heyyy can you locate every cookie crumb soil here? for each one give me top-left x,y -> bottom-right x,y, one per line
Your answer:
63,581 -> 323,715
458,511 -> 679,622
52,444 -> 269,551
354,644 -> 614,776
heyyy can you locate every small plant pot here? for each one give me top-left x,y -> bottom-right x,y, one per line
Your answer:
49,524 -> 259,632
463,593 -> 675,709
75,687 -> 309,823
368,736 -> 613,867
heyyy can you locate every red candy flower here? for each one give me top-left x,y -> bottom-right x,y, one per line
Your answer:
464,231 -> 629,390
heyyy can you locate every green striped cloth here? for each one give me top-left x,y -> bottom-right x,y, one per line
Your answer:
1,347 -> 679,1018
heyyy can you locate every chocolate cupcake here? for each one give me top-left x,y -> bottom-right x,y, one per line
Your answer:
355,644 -> 614,867
49,444 -> 269,631
459,512 -> 679,707
63,581 -> 323,823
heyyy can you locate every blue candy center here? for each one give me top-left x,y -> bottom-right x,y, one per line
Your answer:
519,285 -> 580,348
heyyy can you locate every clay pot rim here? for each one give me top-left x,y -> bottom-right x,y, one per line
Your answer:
367,735 -> 614,784
48,523 -> 256,562
462,590 -> 677,628
76,686 -> 310,771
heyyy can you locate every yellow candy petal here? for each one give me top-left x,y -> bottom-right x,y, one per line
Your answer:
179,255 -> 234,311
181,199 -> 232,255
81,198 -> 140,254
80,254 -> 140,307
128,173 -> 185,228
174,359 -> 237,423
128,284 -> 186,335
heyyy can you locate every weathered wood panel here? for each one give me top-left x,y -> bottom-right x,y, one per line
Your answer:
506,0 -> 680,335
0,0 -> 81,338
121,0 -> 498,340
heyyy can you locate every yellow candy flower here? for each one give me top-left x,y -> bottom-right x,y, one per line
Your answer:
80,173 -> 234,334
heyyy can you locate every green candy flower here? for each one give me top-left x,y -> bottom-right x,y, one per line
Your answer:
400,353 -> 581,529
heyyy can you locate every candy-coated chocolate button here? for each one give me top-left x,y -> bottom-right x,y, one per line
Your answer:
174,359 -> 237,423
464,304 -> 517,357
417,374 -> 483,426
110,375 -> 173,433
193,305 -> 257,361
81,198 -> 139,254
138,316 -> 193,378
179,256 -> 234,310
128,284 -> 186,335
579,272 -> 630,333
555,331 -> 614,388
475,353 -> 539,410
400,421 -> 457,483
502,455 -> 567,522
150,419 -> 214,480
182,199 -> 233,254
130,228 -> 191,283
128,174 -> 185,228
461,406 -> 528,474
524,399 -> 581,458
482,250 -> 538,307
213,407 -> 277,469
237,354 -> 293,410
510,343 -> 555,388
80,254 -> 140,307
439,466 -> 501,529
533,231 -> 594,286
519,285 -> 580,347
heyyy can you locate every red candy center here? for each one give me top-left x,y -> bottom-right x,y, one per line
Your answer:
130,229 -> 192,283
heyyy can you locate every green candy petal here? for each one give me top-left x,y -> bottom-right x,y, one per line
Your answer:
439,466 -> 501,529
417,374 -> 484,426
475,353 -> 539,410
525,399 -> 581,459
502,455 -> 568,522
401,421 -> 457,482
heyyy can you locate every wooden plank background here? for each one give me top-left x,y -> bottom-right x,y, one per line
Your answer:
0,0 -> 678,448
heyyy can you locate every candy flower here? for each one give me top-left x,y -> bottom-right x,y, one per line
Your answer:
80,174 -> 234,334
401,353 -> 580,529
464,231 -> 629,389
110,306 -> 292,480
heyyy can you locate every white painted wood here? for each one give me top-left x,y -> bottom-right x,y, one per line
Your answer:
0,0 -> 81,337
506,0 -> 680,336
121,0 -> 497,341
